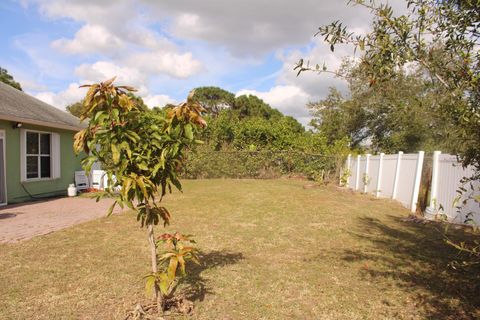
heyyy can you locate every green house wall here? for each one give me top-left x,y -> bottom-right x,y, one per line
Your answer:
0,119 -> 83,204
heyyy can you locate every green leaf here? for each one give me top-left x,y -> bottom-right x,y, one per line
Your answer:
152,162 -> 163,177
94,111 -> 105,122
138,162 -> 148,171
184,124 -> 194,140
170,175 -> 182,192
151,132 -> 163,141
125,130 -> 140,142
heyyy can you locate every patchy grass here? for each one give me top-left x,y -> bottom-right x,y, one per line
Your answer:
0,179 -> 479,319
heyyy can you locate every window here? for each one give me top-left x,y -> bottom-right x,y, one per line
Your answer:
20,129 -> 61,182
25,131 -> 51,179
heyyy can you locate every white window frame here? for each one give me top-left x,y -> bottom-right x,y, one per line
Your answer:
20,129 -> 61,182
25,129 -> 52,181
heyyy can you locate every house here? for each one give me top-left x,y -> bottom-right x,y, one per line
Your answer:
0,82 -> 85,204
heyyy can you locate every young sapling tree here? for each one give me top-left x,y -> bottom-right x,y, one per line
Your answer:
73,78 -> 206,311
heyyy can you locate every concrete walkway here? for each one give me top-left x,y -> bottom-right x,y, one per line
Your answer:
0,196 -> 121,243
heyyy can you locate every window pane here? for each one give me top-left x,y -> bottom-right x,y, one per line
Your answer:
26,132 -> 39,154
40,156 -> 51,178
40,134 -> 51,155
27,156 -> 38,179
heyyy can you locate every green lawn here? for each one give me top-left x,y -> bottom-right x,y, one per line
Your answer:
0,179 -> 479,319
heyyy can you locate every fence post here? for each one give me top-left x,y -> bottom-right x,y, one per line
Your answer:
355,155 -> 361,191
363,154 -> 371,193
425,151 -> 441,219
345,154 -> 352,188
376,153 -> 384,198
410,151 -> 425,213
392,151 -> 403,200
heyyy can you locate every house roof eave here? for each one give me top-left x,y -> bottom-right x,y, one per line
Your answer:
0,114 -> 85,132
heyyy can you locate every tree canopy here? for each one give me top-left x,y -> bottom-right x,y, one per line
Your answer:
66,100 -> 83,118
192,86 -> 235,115
308,61 -> 456,153
191,87 -> 334,153
297,0 -> 479,172
0,67 -> 22,91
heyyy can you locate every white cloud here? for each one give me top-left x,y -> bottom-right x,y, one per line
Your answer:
32,59 -> 180,110
14,76 -> 49,91
25,0 -> 203,81
51,24 -> 124,55
34,81 -> 178,110
142,94 -> 176,108
12,34 -> 72,79
34,82 -> 85,108
235,40 -> 353,125
237,85 -> 312,126
125,50 -> 202,79
29,0 -> 408,57
74,61 -> 148,94
145,0 -> 407,56
18,0 -> 408,125
275,42 -> 351,99
29,0 -> 133,29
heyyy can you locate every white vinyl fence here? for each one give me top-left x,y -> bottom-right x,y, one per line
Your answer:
426,152 -> 480,224
343,151 -> 480,225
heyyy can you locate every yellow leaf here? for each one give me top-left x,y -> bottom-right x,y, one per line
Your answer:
158,273 -> 170,295
187,89 -> 196,103
178,255 -> 186,275
167,256 -> 178,281
136,177 -> 148,199
111,144 -> 120,164
122,178 -> 132,198
73,129 -> 87,154
158,252 -> 175,262
102,76 -> 117,87
144,275 -> 156,297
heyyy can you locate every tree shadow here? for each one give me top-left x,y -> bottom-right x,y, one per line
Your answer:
344,215 -> 480,319
0,213 -> 17,220
181,250 -> 244,302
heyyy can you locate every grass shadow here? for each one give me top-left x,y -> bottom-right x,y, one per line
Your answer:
345,215 -> 480,319
182,250 -> 244,302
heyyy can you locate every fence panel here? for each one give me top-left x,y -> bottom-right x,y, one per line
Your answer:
345,151 -> 479,225
358,157 -> 367,191
344,152 -> 424,213
366,155 -> 381,194
348,156 -> 359,190
379,154 -> 398,199
395,153 -> 422,210
433,154 -> 480,224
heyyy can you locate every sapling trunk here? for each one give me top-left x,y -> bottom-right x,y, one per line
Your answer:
146,205 -> 163,312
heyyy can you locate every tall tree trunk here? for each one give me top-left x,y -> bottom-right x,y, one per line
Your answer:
146,205 -> 163,312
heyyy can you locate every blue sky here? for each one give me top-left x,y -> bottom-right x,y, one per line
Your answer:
0,0 -> 405,125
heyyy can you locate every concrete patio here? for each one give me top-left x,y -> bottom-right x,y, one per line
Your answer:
0,196 -> 122,243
